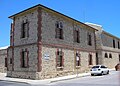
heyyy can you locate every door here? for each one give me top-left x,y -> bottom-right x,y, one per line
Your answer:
96,53 -> 99,65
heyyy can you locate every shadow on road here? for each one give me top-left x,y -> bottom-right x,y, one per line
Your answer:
0,80 -> 31,86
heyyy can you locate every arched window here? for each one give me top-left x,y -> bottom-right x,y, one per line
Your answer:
109,53 -> 112,58
105,53 -> 108,58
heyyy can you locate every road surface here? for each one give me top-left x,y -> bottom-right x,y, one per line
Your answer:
0,71 -> 119,86
0,80 -> 31,86
49,71 -> 120,86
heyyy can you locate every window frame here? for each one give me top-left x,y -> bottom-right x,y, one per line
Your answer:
75,51 -> 81,67
56,49 -> 64,69
74,30 -> 80,43
88,54 -> 93,65
20,49 -> 29,68
87,33 -> 92,46
118,41 -> 120,49
10,58 -> 12,64
113,39 -> 115,48
21,20 -> 29,39
55,21 -> 64,39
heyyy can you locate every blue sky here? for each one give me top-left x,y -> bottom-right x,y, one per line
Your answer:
0,0 -> 120,47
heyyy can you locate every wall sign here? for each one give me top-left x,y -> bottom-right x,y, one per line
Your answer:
76,56 -> 80,61
44,53 -> 50,60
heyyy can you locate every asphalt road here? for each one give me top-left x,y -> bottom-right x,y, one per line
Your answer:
0,71 -> 119,86
0,81 -> 31,86
48,71 -> 120,86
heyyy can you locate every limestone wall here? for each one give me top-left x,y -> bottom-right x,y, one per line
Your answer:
101,32 -> 120,48
41,10 -> 96,51
7,9 -> 39,79
13,45 -> 38,72
0,49 -> 7,73
7,44 -> 38,79
37,46 -> 96,79
7,71 -> 37,79
101,51 -> 119,68
14,10 -> 38,46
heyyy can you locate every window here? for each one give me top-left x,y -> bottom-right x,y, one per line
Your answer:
119,54 -> 120,62
118,41 -> 120,49
109,53 -> 112,58
88,54 -> 93,65
101,66 -> 106,68
113,39 -> 115,48
55,21 -> 63,39
10,35 -> 13,46
92,66 -> 99,68
21,20 -> 29,38
74,30 -> 80,43
75,52 -> 81,66
105,53 -> 108,58
87,33 -> 92,46
56,49 -> 64,67
20,49 -> 29,68
10,58 -> 12,64
5,58 -> 7,67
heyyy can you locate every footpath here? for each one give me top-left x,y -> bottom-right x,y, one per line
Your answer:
0,69 -> 114,85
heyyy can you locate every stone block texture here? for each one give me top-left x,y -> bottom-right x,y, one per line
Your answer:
87,23 -> 120,68
0,48 -> 7,73
7,4 -> 120,80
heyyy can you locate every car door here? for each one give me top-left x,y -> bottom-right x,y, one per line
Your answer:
101,66 -> 108,74
101,66 -> 106,74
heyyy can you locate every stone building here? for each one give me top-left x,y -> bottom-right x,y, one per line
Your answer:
86,23 -> 120,68
0,46 -> 8,73
7,4 -> 97,79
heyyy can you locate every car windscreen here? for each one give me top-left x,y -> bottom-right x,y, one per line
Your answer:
92,66 -> 99,68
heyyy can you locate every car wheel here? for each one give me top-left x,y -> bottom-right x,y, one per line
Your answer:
107,71 -> 109,74
91,74 -> 94,76
100,71 -> 103,76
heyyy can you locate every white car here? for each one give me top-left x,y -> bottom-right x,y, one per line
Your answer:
90,65 -> 109,76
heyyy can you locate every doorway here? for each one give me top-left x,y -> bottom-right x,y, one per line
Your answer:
96,53 -> 99,65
